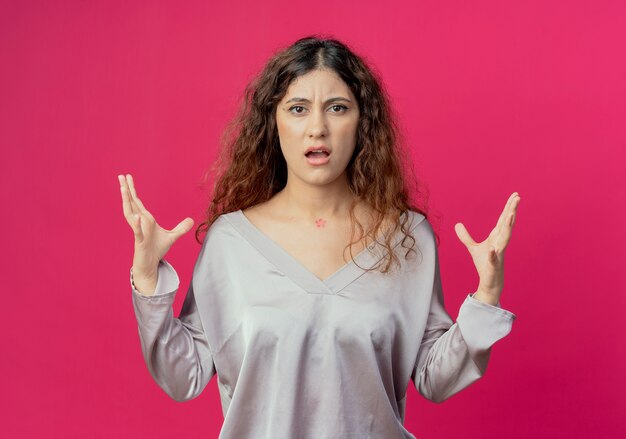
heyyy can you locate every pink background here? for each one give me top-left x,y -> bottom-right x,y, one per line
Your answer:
1,0 -> 624,438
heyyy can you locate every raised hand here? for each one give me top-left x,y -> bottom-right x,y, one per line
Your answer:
118,174 -> 194,293
453,192 -> 521,306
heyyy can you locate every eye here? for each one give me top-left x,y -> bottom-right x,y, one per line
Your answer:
329,104 -> 348,113
288,105 -> 306,114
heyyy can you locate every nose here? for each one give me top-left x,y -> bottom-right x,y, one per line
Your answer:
307,108 -> 327,138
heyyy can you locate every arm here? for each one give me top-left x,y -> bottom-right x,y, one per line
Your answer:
130,258 -> 216,402
411,253 -> 516,403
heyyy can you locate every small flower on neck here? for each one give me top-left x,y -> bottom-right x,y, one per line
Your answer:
315,218 -> 327,228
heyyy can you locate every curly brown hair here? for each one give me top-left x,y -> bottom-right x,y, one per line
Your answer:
195,34 -> 436,274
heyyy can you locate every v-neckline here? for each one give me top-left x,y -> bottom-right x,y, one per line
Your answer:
224,208 -> 421,295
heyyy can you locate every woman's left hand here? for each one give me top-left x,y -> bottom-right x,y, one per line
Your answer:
454,192 -> 521,306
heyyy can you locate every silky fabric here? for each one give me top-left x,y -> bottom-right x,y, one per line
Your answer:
130,209 -> 516,438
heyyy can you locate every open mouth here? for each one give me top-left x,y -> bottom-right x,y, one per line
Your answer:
305,150 -> 331,165
305,151 -> 330,158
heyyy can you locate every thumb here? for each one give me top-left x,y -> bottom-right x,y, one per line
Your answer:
171,217 -> 195,241
454,222 -> 476,248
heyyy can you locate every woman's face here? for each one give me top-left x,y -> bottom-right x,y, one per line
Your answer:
275,68 -> 360,188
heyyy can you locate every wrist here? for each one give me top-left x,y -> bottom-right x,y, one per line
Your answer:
132,264 -> 157,280
131,267 -> 158,296
473,289 -> 500,306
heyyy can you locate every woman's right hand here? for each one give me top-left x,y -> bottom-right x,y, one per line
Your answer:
118,174 -> 194,291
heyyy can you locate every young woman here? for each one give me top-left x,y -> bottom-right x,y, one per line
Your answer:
119,36 -> 520,438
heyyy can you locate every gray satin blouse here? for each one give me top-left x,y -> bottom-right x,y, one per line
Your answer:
130,209 -> 516,438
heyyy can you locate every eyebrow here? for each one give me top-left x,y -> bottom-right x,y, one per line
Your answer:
284,96 -> 353,104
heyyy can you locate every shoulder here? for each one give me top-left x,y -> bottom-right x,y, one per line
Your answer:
404,209 -> 425,226
404,209 -> 429,234
206,210 -> 238,233
403,209 -> 437,253
193,210 -> 248,270
198,210 -> 242,250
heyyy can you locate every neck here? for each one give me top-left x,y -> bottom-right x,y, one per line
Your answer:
275,173 -> 357,219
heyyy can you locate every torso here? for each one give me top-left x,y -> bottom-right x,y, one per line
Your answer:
242,199 -> 392,281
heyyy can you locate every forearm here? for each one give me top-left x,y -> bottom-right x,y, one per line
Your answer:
414,293 -> 516,402
130,260 -> 215,401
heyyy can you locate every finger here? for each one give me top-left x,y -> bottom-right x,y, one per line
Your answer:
509,195 -> 520,226
119,175 -> 137,217
171,217 -> 194,241
125,174 -> 149,213
119,176 -> 148,244
129,213 -> 144,243
494,216 -> 513,250
122,201 -> 144,242
454,222 -> 477,247
502,195 -> 520,233
120,183 -> 135,218
494,192 -> 518,234
119,175 -> 138,213
495,197 -> 520,250
126,174 -> 139,199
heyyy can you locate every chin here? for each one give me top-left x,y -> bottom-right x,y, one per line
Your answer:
305,170 -> 348,186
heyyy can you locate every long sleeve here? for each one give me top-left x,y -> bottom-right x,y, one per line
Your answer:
130,258 -> 216,402
411,252 -> 516,403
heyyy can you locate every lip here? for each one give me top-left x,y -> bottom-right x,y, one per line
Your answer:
304,145 -> 331,166
304,145 -> 331,155
305,153 -> 331,166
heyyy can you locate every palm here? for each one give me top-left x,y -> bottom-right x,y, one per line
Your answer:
118,174 -> 194,275
133,209 -> 177,261
454,192 -> 521,301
